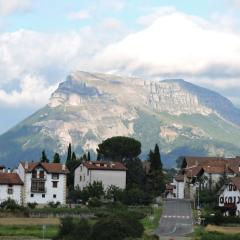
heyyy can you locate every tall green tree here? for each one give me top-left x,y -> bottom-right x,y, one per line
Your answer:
145,144 -> 165,195
97,136 -> 141,162
149,144 -> 162,171
125,158 -> 145,190
53,153 -> 61,163
71,152 -> 77,161
40,150 -> 49,163
66,143 -> 72,164
87,151 -> 91,161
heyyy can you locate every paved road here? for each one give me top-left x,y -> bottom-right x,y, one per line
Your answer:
156,199 -> 193,238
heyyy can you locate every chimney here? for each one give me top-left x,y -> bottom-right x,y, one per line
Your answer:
7,168 -> 11,173
2,168 -> 5,173
25,162 -> 28,170
62,164 -> 66,171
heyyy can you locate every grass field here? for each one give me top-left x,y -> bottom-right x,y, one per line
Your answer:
0,218 -> 60,226
141,206 -> 162,235
206,225 -> 240,234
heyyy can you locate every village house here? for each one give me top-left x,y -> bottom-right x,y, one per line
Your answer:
16,162 -> 69,205
74,161 -> 127,190
165,175 -> 185,199
218,177 -> 240,216
0,170 -> 23,204
181,156 -> 240,199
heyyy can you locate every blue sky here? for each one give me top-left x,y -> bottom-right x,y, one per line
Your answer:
0,0 -> 240,133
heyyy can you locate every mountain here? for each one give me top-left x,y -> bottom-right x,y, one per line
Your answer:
1,71 -> 240,168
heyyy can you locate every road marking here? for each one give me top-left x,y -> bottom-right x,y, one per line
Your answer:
163,215 -> 191,219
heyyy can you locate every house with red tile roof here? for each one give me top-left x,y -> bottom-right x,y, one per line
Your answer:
218,177 -> 240,217
74,161 -> 127,190
181,156 -> 240,199
0,170 -> 23,204
16,162 -> 69,205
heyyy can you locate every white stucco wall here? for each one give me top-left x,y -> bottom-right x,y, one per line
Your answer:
74,164 -> 126,190
173,179 -> 185,199
0,185 -> 22,204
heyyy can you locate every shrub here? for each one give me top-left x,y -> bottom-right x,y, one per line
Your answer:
88,197 -> 101,207
54,217 -> 91,240
122,188 -> 153,205
0,198 -> 22,210
91,215 -> 144,240
27,202 -> 38,209
48,201 -> 60,208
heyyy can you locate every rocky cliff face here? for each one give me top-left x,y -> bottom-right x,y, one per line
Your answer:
0,71 -> 240,167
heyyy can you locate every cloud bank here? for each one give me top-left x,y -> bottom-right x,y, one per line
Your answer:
1,8 -> 240,107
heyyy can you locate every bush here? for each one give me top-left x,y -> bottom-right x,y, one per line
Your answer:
48,201 -> 60,208
27,202 -> 38,209
88,197 -> 101,207
0,198 -> 22,210
54,217 -> 91,240
91,215 -> 144,240
122,188 -> 153,205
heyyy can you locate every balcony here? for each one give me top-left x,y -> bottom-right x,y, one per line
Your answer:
31,187 -> 46,193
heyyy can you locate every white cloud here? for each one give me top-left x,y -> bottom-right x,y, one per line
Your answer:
67,9 -> 91,20
0,0 -> 31,16
0,75 -> 56,106
95,10 -> 240,80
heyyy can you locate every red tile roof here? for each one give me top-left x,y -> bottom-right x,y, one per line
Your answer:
230,177 -> 240,190
175,175 -> 184,182
82,161 -> 127,171
0,173 -> 23,185
183,156 -> 240,177
20,162 -> 69,174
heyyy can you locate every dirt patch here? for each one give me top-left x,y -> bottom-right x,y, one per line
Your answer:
206,224 -> 240,234
0,218 -> 60,226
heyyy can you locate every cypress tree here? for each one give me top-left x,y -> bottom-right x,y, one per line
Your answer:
71,152 -> 77,161
87,151 -> 91,161
66,143 -> 72,164
41,150 -> 49,163
53,153 -> 61,163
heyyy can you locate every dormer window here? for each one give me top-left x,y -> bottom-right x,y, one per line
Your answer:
32,170 -> 37,179
39,170 -> 45,179
52,173 -> 59,180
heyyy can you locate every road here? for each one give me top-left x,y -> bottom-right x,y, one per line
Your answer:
156,199 -> 193,238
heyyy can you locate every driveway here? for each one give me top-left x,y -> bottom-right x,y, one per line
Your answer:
155,199 -> 193,238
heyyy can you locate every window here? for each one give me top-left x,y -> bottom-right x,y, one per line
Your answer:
52,181 -> 58,188
80,176 -> 82,182
31,181 -> 45,193
7,188 -> 13,195
31,194 -> 34,198
39,170 -> 45,179
42,194 -> 45,198
53,194 -> 56,198
83,175 -> 85,181
80,166 -> 82,172
32,170 -> 37,179
52,173 -> 59,180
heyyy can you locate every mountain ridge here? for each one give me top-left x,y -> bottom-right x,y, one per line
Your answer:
0,71 -> 240,168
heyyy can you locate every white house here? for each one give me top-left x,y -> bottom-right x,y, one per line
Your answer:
172,175 -> 185,199
218,177 -> 240,216
165,175 -> 185,199
0,172 -> 23,204
17,162 -> 69,205
74,161 -> 127,190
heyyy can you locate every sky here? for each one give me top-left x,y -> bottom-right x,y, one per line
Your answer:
0,0 -> 240,133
